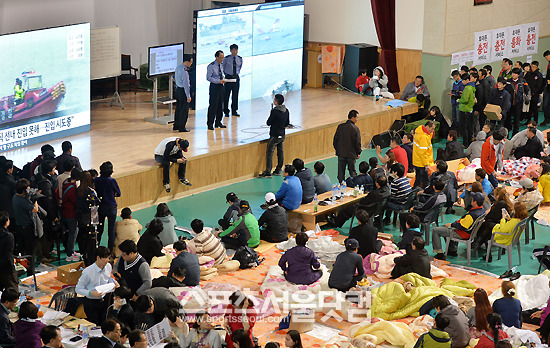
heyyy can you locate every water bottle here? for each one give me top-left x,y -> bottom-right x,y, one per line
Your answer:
337,184 -> 342,200
313,194 -> 318,212
331,185 -> 336,202
341,181 -> 347,200
82,327 -> 89,341
359,185 -> 364,195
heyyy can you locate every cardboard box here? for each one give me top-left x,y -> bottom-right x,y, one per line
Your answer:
484,104 -> 502,120
57,261 -> 85,285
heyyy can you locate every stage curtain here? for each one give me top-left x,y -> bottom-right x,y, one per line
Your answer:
371,0 -> 400,92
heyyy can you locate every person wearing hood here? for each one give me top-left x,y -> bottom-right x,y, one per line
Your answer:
292,158 -> 315,204
465,131 -> 487,161
260,94 -> 290,177
400,75 -> 430,101
413,313 -> 451,348
258,192 -> 288,243
368,66 -> 394,99
391,236 -> 431,279
458,73 -> 477,147
278,232 -> 321,285
217,200 -> 260,249
412,120 -> 436,189
432,295 -> 470,348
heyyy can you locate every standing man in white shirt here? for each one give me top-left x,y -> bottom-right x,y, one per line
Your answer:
75,246 -> 118,325
222,44 -> 243,117
173,55 -> 193,133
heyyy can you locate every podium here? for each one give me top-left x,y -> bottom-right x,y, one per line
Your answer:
145,74 -> 176,125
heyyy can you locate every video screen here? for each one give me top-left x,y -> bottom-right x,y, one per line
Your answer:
194,0 -> 304,110
0,23 -> 90,151
148,43 -> 184,77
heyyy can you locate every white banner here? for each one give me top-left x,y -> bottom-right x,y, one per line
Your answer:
507,24 -> 524,58
474,30 -> 493,65
491,27 -> 509,62
0,111 -> 90,151
451,52 -> 461,65
522,22 -> 539,56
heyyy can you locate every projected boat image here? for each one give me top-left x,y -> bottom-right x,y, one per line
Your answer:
199,16 -> 246,37
0,71 -> 66,123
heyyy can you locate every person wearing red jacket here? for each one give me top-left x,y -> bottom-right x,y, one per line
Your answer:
481,131 -> 505,188
355,70 -> 371,95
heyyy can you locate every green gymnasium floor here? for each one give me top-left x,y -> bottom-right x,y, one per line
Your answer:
86,115 -> 550,278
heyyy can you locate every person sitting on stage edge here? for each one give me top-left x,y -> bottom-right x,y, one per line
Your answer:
188,219 -> 227,266
75,246 -> 118,325
328,238 -> 365,292
168,239 -> 200,286
259,94 -> 290,177
349,209 -> 381,258
432,192 -> 485,260
400,75 -> 430,101
114,207 -> 142,257
0,288 -> 18,347
154,137 -> 191,193
356,70 -> 371,95
151,266 -> 186,289
313,161 -> 332,194
391,236 -> 431,279
346,161 -> 373,191
278,232 -> 321,285
292,158 -> 315,204
114,240 -> 152,300
40,325 -> 63,348
217,200 -> 260,249
333,110 -> 362,183
397,214 -> 423,254
274,165 -> 302,211
327,176 -> 390,228
137,218 -> 164,265
258,192 -> 288,243
87,318 -> 123,348
436,130 -> 465,162
219,192 -> 241,230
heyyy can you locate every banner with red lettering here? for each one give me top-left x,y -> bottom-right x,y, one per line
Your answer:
522,22 -> 539,56
490,27 -> 509,62
474,30 -> 492,65
507,25 -> 524,58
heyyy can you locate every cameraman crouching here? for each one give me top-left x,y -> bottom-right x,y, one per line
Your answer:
12,179 -> 38,275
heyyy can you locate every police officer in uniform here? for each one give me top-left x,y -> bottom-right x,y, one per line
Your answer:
173,54 -> 193,132
222,44 -> 243,117
206,50 -> 226,130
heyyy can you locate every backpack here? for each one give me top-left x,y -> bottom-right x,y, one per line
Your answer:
232,246 -> 263,269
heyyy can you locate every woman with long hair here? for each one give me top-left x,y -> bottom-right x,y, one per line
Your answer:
183,311 -> 222,348
231,329 -> 254,348
474,187 -> 513,251
285,330 -> 303,348
151,203 -> 178,246
474,313 -> 509,348
467,288 -> 493,338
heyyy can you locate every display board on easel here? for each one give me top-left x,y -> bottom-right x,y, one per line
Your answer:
90,26 -> 123,108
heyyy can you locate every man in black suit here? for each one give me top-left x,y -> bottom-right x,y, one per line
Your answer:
40,325 -> 63,348
88,319 -> 125,348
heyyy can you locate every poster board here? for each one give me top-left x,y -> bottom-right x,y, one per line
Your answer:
90,26 -> 121,80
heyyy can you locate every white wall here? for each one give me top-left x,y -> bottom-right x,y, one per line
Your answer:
305,0 -> 424,50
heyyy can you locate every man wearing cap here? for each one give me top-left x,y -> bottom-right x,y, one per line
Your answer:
515,178 -> 543,211
218,192 -> 241,230
154,137 -> 191,193
328,238 -> 365,292
432,192 -> 486,260
481,131 -> 505,188
173,54 -> 193,132
216,200 -> 260,249
258,192 -> 288,243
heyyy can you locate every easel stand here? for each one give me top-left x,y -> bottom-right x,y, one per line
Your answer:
109,76 -> 124,109
145,75 -> 176,125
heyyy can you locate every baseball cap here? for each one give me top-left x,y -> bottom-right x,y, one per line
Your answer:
179,139 -> 189,152
519,178 -> 534,189
265,192 -> 276,203
345,238 -> 360,249
470,192 -> 485,206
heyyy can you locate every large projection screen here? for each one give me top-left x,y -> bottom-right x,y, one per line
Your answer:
0,23 -> 91,151
194,0 -> 304,110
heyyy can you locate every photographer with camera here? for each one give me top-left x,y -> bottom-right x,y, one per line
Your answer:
12,179 -> 39,275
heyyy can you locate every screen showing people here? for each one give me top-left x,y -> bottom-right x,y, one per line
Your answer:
194,0 -> 304,110
0,23 -> 91,151
148,43 -> 185,77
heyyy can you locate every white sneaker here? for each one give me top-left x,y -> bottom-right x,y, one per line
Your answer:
164,183 -> 171,193
72,252 -> 82,260
65,253 -> 81,262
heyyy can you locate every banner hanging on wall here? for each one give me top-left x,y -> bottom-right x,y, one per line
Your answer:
507,25 -> 524,58
490,27 -> 509,62
474,30 -> 492,65
522,22 -> 539,56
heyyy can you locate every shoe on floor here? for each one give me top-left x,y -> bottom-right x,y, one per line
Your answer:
258,171 -> 272,178
179,128 -> 190,132
509,272 -> 521,281
179,178 -> 192,186
164,183 -> 171,193
215,123 -> 227,128
434,253 -> 446,260
232,113 -> 240,117
208,126 -> 214,130
499,269 -> 513,279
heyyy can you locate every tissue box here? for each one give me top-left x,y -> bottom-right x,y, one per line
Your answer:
57,261 -> 85,285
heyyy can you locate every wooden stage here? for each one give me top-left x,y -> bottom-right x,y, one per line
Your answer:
6,88 -> 417,209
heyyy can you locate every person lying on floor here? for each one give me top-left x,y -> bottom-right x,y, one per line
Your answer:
278,232 -> 321,285
432,192 -> 485,260
391,236 -> 431,279
216,200 -> 260,249
328,238 -> 365,292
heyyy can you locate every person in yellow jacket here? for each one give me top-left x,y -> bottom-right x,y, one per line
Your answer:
539,163 -> 550,204
491,202 -> 528,246
14,78 -> 24,105
412,120 -> 436,188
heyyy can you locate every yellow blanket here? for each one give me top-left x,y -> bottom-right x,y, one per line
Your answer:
349,319 -> 417,348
